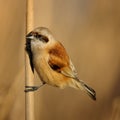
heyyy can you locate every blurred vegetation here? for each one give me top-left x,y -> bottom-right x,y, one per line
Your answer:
0,0 -> 120,120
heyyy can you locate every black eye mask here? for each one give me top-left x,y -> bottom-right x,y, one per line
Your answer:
26,31 -> 49,43
39,35 -> 49,43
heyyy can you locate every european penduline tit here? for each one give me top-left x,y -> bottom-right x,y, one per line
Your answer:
25,27 -> 96,101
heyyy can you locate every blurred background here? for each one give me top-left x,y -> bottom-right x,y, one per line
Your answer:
0,0 -> 120,120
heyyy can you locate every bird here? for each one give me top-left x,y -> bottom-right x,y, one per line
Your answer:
25,27 -> 96,101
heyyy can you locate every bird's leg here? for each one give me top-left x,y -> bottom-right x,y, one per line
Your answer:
24,83 -> 45,92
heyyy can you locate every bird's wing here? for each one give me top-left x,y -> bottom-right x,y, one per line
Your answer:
48,56 -> 78,80
61,59 -> 78,80
48,42 -> 78,80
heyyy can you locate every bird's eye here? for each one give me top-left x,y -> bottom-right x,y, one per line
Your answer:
35,33 -> 41,39
33,32 -> 49,43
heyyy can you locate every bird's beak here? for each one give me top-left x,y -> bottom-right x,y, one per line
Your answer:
26,32 -> 35,40
26,36 -> 34,40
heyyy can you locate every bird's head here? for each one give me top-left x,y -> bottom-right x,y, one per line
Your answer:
26,27 -> 55,50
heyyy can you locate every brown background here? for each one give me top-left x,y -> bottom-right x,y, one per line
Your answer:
0,0 -> 120,120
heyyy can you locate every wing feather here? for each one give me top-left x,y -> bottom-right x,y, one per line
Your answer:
48,42 -> 78,79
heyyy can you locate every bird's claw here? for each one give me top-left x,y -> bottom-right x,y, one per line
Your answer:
24,86 -> 39,92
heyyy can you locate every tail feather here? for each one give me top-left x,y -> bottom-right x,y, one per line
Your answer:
83,84 -> 96,101
71,79 -> 96,101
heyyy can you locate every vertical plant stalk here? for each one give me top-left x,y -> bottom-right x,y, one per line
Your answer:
25,0 -> 34,120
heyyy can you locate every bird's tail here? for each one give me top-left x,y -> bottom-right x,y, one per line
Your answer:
82,83 -> 96,100
70,79 -> 96,101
